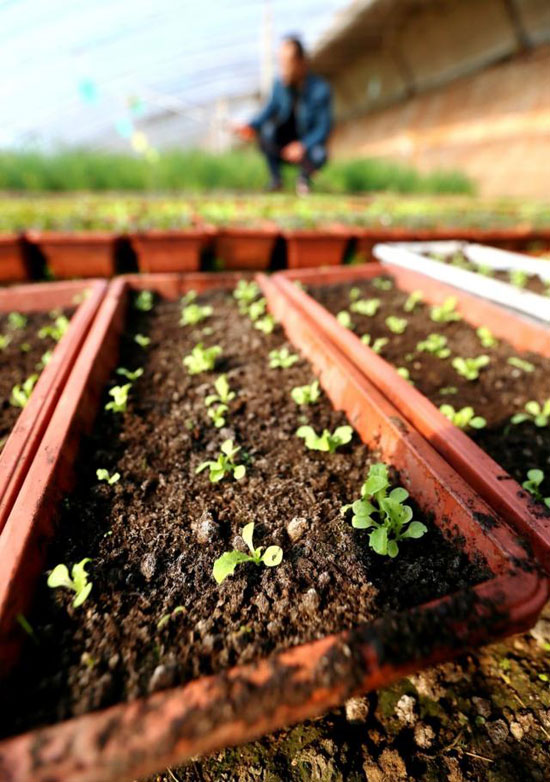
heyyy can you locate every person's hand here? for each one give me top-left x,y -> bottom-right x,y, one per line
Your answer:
233,124 -> 256,142
281,141 -> 305,163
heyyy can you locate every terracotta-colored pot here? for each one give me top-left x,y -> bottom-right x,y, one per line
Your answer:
26,230 -> 117,278
0,234 -> 29,282
283,224 -> 351,269
211,223 -> 279,270
273,264 -> 550,571
354,226 -> 550,262
0,279 -> 108,534
0,272 -> 545,782
129,228 -> 205,273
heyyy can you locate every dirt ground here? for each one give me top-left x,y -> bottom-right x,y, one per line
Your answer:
146,601 -> 550,782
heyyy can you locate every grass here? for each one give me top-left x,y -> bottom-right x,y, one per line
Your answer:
0,146 -> 474,195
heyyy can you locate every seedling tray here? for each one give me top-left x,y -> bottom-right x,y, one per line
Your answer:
129,228 -> 206,273
282,225 -> 351,268
26,230 -> 117,278
373,241 -> 550,324
0,234 -> 28,282
211,223 -> 279,270
0,272 -> 546,782
272,263 -> 550,570
0,279 -> 107,535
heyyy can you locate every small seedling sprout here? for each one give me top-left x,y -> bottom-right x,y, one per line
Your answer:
509,269 -> 528,289
522,469 -> 550,508
205,374 -> 236,407
336,311 -> 353,329
403,290 -> 423,313
372,277 -> 393,291
116,367 -> 144,381
0,334 -> 11,351
440,404 -> 486,430
361,335 -> 388,354
183,343 -> 222,375
430,297 -> 461,323
341,463 -> 426,557
96,468 -> 120,485
452,355 -> 490,381
296,425 -> 353,453
157,605 -> 186,630
39,315 -> 69,342
476,327 -> 498,348
47,558 -> 92,608
233,280 -> 260,305
180,303 -> 213,326
507,356 -> 535,373
416,333 -> 450,359
135,290 -> 154,311
291,380 -> 321,405
511,399 -> 550,427
269,347 -> 299,369
350,298 -> 380,317
255,314 -> 276,334
10,374 -> 38,408
105,383 -> 131,413
134,334 -> 150,347
385,316 -> 408,334
8,312 -> 27,330
196,439 -> 246,482
213,522 -> 283,583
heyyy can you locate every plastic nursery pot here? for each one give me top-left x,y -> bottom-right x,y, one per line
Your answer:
0,279 -> 108,535
128,228 -> 206,274
374,241 -> 550,324
26,230 -> 117,279
355,227 -> 550,262
282,224 -> 351,269
0,234 -> 29,282
0,274 -> 547,782
272,263 -> 550,571
211,223 -> 279,271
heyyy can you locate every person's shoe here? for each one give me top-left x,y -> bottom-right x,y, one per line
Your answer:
265,179 -> 282,193
296,176 -> 311,196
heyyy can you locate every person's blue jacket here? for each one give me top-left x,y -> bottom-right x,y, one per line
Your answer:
249,72 -> 332,154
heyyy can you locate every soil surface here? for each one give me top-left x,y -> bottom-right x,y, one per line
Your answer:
429,251 -> 550,296
0,309 -> 71,447
1,287 -> 488,738
144,600 -> 550,782
310,277 -> 550,509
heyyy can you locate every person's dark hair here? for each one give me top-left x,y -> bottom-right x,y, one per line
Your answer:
282,35 -> 306,60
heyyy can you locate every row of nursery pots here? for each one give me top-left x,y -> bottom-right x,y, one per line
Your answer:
0,267 -> 548,781
1,223 -> 550,281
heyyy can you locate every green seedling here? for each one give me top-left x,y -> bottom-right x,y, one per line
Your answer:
452,355 -> 490,380
476,326 -> 498,348
361,335 -> 388,353
385,316 -> 408,334
291,380 -> 321,405
247,298 -> 267,321
509,269 -> 528,288
157,605 -> 186,630
296,425 -> 353,453
341,463 -> 426,557
396,367 -> 414,385
522,469 -> 550,508
372,277 -> 393,291
134,333 -> 150,347
336,311 -> 353,329
8,312 -> 27,330
440,404 -> 486,430
255,314 -> 276,334
47,558 -> 92,608
213,522 -> 283,584
507,356 -> 535,373
416,333 -> 450,359
511,399 -> 550,427
269,347 -> 299,369
208,403 -> 228,428
116,367 -> 143,381
0,334 -> 11,350
350,298 -> 380,316
20,342 -> 30,352
181,290 -> 197,305
349,286 -> 361,301
205,374 -> 236,407
180,303 -> 213,326
403,290 -> 423,312
439,386 -> 458,395
233,279 -> 260,305
105,384 -> 131,413
476,264 -> 494,277
430,297 -> 461,323
96,468 -> 120,485
36,350 -> 52,370
10,374 -> 38,408
39,315 -> 69,342
135,290 -> 154,311
183,343 -> 222,375
196,439 -> 246,482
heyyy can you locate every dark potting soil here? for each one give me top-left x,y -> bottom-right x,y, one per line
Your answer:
429,251 -> 550,296
0,288 -> 489,738
310,277 -> 550,510
0,309 -> 72,448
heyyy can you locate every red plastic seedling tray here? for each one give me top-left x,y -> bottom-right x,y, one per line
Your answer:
0,272 -> 546,782
0,279 -> 108,535
272,263 -> 550,571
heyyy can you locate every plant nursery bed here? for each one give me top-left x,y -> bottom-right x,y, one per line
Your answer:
211,223 -> 279,270
129,228 -> 206,274
373,241 -> 550,324
26,230 -> 117,278
282,225 -> 351,269
0,279 -> 107,534
272,264 -> 550,569
0,274 -> 546,782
